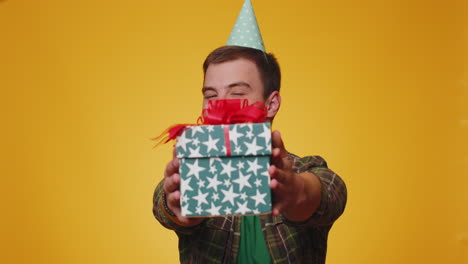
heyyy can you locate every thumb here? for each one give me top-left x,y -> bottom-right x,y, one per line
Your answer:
272,130 -> 287,158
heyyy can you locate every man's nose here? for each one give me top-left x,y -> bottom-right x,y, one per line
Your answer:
217,92 -> 228,100
218,93 -> 228,100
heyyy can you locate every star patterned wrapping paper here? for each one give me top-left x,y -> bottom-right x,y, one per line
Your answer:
176,123 -> 272,217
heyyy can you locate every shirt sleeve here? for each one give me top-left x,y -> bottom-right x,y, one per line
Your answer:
283,155 -> 348,227
152,179 -> 204,235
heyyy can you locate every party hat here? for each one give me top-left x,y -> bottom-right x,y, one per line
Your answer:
226,0 -> 265,52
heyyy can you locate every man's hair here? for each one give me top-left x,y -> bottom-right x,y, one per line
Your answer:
203,46 -> 281,99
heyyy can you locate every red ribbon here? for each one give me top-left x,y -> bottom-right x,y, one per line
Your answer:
199,99 -> 267,125
153,99 -> 267,147
151,124 -> 192,146
223,125 -> 232,156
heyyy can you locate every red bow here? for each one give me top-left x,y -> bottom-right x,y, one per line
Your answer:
152,99 -> 267,146
199,99 -> 267,125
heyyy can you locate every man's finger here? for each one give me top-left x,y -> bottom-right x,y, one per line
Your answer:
270,164 -> 291,184
270,168 -> 287,198
163,173 -> 180,193
270,178 -> 279,190
271,130 -> 287,158
271,197 -> 284,216
270,179 -> 288,198
271,201 -> 283,216
165,158 -> 180,178
167,190 -> 181,210
271,147 -> 284,169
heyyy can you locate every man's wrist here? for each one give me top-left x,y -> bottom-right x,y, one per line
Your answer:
162,191 -> 176,217
161,191 -> 204,227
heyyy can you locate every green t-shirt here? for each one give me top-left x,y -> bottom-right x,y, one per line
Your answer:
237,215 -> 271,264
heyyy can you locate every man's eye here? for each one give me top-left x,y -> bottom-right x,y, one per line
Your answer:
204,95 -> 217,99
232,93 -> 245,96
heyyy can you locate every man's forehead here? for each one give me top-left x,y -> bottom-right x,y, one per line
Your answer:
205,58 -> 259,78
207,58 -> 259,72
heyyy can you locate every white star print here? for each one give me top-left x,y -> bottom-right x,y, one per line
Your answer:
203,135 -> 220,153
180,176 -> 193,192
181,194 -> 189,205
254,178 -> 262,187
253,209 -> 260,214
207,126 -> 214,133
224,206 -> 232,215
233,171 -> 252,192
197,179 -> 205,188
176,132 -> 192,153
209,165 -> 217,174
192,138 -> 200,146
210,157 -> 222,166
244,138 -> 263,156
221,186 -> 239,206
223,179 -> 232,187
181,203 -> 192,216
245,130 -> 254,139
258,123 -> 271,144
193,189 -> 209,207
250,189 -> 267,207
188,146 -> 202,158
205,202 -> 222,216
229,125 -> 244,146
235,200 -> 251,214
206,174 -> 222,192
247,158 -> 263,175
195,206 -> 203,214
220,160 -> 236,178
190,126 -> 205,137
237,161 -> 245,170
212,192 -> 220,201
234,145 -> 242,154
240,192 -> 247,200
185,159 -> 205,180
245,124 -> 254,139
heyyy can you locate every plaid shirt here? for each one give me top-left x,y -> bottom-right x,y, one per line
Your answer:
153,154 -> 347,264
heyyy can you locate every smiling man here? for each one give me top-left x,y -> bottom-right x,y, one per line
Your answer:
202,49 -> 280,120
153,1 -> 347,263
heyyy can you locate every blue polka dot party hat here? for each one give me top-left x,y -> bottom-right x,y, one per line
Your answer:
226,0 -> 265,52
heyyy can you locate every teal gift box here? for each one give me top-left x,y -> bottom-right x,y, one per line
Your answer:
176,122 -> 272,217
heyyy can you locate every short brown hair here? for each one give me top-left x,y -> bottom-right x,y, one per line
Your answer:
203,46 -> 281,99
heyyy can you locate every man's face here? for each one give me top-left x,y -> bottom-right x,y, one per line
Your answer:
202,58 -> 266,109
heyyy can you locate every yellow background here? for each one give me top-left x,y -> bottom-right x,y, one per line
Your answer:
1,0 -> 467,263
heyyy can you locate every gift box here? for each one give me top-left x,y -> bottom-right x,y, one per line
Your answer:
176,122 -> 272,217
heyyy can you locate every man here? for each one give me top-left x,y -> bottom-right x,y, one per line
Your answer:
153,1 -> 347,263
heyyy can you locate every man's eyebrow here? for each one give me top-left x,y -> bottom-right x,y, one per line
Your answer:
227,82 -> 252,89
202,82 -> 251,93
202,86 -> 216,93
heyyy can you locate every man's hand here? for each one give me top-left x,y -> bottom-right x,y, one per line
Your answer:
163,148 -> 204,227
269,130 -> 322,222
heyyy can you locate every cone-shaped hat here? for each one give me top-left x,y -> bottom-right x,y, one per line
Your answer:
226,0 -> 265,52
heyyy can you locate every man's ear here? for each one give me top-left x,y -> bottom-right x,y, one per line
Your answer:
265,91 -> 281,120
